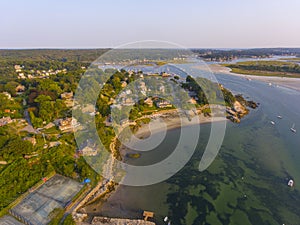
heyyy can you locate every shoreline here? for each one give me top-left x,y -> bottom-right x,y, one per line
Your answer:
209,64 -> 300,92
76,113 -> 230,222
135,114 -> 226,138
118,114 -> 227,158
78,101 -> 251,222
77,113 -> 228,223
76,86 -> 251,223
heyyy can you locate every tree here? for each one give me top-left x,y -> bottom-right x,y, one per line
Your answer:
54,99 -> 67,118
38,79 -> 62,97
62,215 -> 76,225
4,81 -> 19,96
34,95 -> 54,122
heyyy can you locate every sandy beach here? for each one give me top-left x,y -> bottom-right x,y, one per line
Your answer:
117,114 -> 227,159
135,115 -> 226,139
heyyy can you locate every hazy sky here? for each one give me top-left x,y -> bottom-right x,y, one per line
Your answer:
1,0 -> 300,48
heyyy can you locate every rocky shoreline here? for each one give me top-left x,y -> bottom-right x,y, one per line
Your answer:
82,216 -> 155,225
226,98 -> 258,123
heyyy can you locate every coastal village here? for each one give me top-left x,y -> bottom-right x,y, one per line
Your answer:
1,0 -> 300,221
0,47 -> 295,225
0,60 -> 261,225
4,58 -> 299,225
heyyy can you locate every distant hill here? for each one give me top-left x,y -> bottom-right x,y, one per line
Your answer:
0,49 -> 110,62
192,48 -> 300,60
1,47 -> 300,63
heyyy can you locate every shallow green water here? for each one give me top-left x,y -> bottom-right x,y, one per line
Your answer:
85,74 -> 300,225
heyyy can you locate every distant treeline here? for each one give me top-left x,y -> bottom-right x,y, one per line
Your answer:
192,48 -> 300,61
2,48 -> 300,63
0,49 -> 109,62
0,48 -> 191,63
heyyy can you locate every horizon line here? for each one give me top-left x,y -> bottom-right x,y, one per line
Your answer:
1,47 -> 300,50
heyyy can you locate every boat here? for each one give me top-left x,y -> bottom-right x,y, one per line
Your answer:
288,179 -> 294,187
270,121 -> 275,125
164,217 -> 168,222
290,124 -> 297,133
277,115 -> 283,119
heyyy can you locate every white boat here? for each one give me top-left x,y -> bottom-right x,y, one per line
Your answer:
277,115 -> 283,119
164,217 -> 168,222
270,121 -> 275,125
290,124 -> 296,133
288,179 -> 294,187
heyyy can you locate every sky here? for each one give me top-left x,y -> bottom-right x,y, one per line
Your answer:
1,0 -> 300,49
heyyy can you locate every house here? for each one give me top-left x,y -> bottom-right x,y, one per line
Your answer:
2,92 -> 11,99
14,65 -> 22,72
0,117 -> 12,127
122,97 -> 135,106
15,84 -> 26,92
121,81 -> 127,88
125,89 -> 132,95
110,104 -> 122,110
0,161 -> 7,165
144,97 -> 153,107
155,100 -> 172,108
49,141 -> 61,148
61,92 -> 74,99
80,146 -> 98,156
159,85 -> 165,93
61,92 -> 74,107
18,73 -> 26,79
82,104 -> 96,113
58,117 -> 80,132
139,81 -> 147,90
23,137 -> 37,146
79,140 -> 98,156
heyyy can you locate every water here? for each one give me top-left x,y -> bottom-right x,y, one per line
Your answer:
205,55 -> 296,65
84,72 -> 300,225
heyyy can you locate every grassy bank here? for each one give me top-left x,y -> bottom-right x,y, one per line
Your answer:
229,68 -> 300,78
223,60 -> 300,78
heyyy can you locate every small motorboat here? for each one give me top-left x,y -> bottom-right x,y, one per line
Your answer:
288,179 -> 294,187
270,121 -> 275,125
277,115 -> 283,119
290,124 -> 297,133
164,217 -> 168,222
